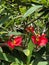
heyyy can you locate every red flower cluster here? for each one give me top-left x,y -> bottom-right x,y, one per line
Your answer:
7,36 -> 22,49
26,26 -> 48,47
25,26 -> 34,33
31,34 -> 48,46
6,26 -> 48,49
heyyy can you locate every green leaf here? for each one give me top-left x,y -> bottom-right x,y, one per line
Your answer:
30,61 -> 48,65
22,5 -> 42,19
0,51 -> 19,62
10,62 -> 18,65
27,40 -> 35,64
23,49 -> 30,56
1,61 -> 10,65
0,15 -> 10,24
37,61 -> 48,65
10,61 -> 23,65
0,47 -> 3,52
41,0 -> 47,5
0,31 -> 7,34
8,32 -> 22,36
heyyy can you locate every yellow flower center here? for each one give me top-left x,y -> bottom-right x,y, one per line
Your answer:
36,34 -> 40,42
36,38 -> 39,41
30,27 -> 32,30
13,40 -> 16,45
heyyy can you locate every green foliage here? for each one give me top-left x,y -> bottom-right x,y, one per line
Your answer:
23,5 -> 42,19
0,0 -> 49,65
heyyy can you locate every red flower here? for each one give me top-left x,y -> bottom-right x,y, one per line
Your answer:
7,41 -> 15,49
25,26 -> 34,33
7,36 -> 22,49
14,36 -> 22,46
31,34 -> 48,46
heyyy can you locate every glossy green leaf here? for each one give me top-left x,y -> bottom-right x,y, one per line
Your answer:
10,61 -> 23,65
10,62 -> 18,65
27,40 -> 35,64
0,47 -> 3,52
23,49 -> 30,56
23,5 -> 42,19
30,61 -> 48,65
37,61 -> 48,65
8,32 -> 22,36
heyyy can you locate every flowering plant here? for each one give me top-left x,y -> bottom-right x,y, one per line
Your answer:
0,0 -> 49,65
31,34 -> 48,47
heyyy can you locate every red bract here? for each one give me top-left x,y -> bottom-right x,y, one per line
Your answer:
7,41 -> 15,49
14,36 -> 22,46
31,34 -> 48,46
7,36 -> 22,49
25,26 -> 34,33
